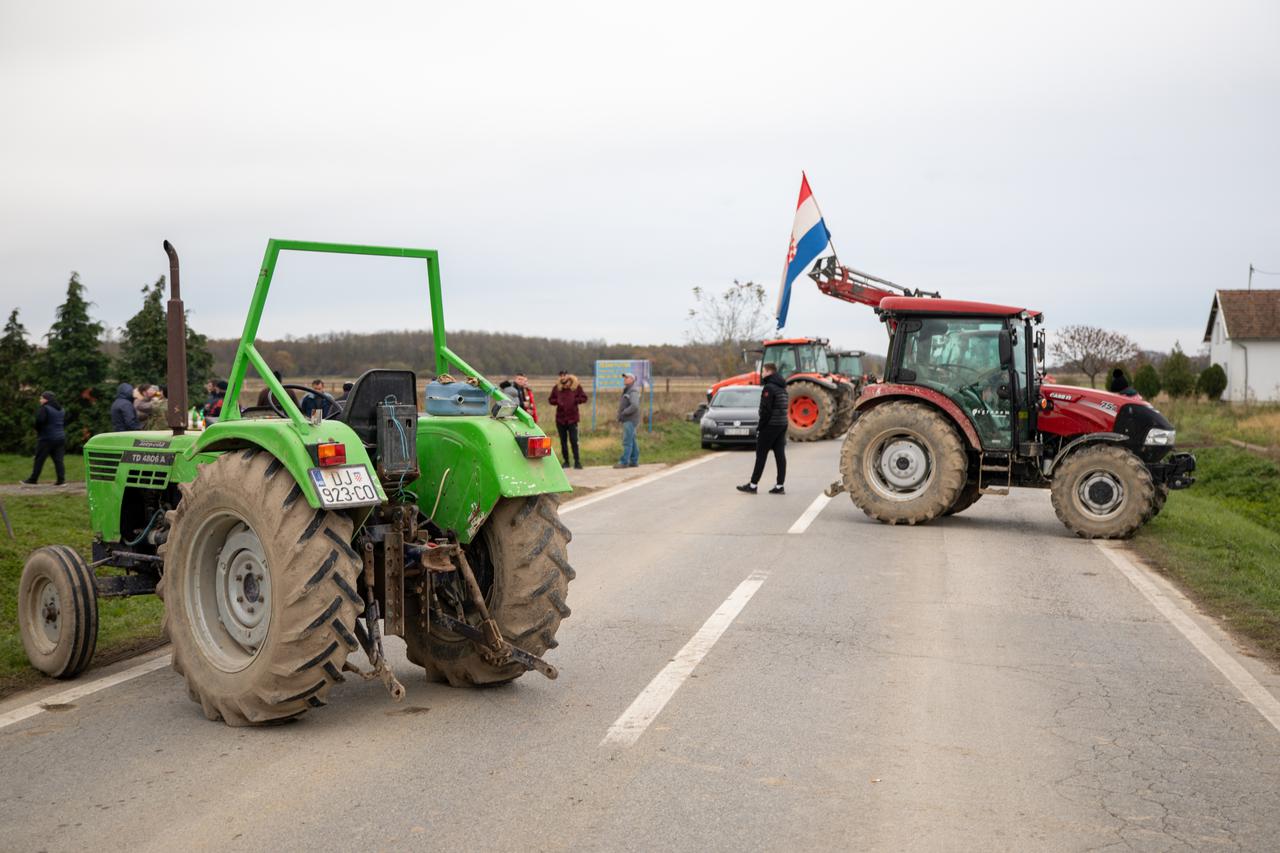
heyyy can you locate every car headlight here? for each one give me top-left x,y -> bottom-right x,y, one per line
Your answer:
1144,428 -> 1176,446
701,417 -> 715,429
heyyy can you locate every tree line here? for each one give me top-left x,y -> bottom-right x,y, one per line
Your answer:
0,275 -> 214,452
1051,324 -> 1225,400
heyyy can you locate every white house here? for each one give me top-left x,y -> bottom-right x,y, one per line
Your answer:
1203,289 -> 1280,402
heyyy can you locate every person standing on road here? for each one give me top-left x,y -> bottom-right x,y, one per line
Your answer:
614,371 -> 641,469
738,363 -> 788,494
549,370 -> 588,469
513,372 -> 538,422
21,391 -> 66,485
110,382 -> 143,431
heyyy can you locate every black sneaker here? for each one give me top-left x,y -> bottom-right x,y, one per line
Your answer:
19,479 -> 35,485
768,485 -> 785,495
736,483 -> 758,494
573,462 -> 583,470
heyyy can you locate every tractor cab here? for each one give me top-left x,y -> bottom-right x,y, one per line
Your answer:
760,337 -> 831,379
880,298 -> 1043,454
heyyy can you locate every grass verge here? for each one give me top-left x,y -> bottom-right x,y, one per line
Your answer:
1131,445 -> 1280,660
0,488 -> 164,697
0,451 -> 85,484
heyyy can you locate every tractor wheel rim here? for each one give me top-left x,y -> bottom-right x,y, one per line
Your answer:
186,512 -> 270,673
26,577 -> 62,653
790,396 -> 819,429
867,431 -> 934,501
1077,470 -> 1125,518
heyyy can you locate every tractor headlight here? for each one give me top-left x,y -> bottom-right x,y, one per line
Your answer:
1144,428 -> 1176,446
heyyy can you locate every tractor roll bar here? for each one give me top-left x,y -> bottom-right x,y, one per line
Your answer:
163,240 -> 188,435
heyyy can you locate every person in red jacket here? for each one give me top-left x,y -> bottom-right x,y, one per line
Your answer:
548,370 -> 588,469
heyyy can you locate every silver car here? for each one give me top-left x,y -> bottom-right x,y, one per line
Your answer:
700,385 -> 763,449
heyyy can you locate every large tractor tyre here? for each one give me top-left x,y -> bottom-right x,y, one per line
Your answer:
405,494 -> 574,687
787,381 -> 836,442
1049,444 -> 1156,540
840,401 -> 968,525
18,546 -> 98,678
831,386 -> 858,437
157,450 -> 364,726
944,481 -> 983,516
1149,484 -> 1170,519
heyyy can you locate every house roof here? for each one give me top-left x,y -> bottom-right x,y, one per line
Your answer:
1203,289 -> 1280,342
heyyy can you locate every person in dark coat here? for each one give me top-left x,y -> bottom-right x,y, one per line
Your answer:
1108,367 -> 1139,397
110,382 -> 143,431
22,392 -> 67,485
300,379 -> 334,420
548,370 -> 588,469
738,363 -> 789,494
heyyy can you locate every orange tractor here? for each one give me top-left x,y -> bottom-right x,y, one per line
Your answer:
706,337 -> 861,441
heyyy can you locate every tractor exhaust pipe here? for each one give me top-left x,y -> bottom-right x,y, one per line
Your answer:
163,240 -> 188,435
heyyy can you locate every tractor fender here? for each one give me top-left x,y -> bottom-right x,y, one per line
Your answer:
185,418 -> 385,510
854,384 -> 982,450
1043,432 -> 1128,478
410,417 -> 571,544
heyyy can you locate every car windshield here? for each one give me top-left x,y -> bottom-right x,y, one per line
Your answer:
712,387 -> 762,408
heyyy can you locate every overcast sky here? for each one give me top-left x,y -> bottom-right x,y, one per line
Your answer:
2,1 -> 1277,360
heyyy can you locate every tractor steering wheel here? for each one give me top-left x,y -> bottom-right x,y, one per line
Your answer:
928,362 -> 985,384
269,384 -> 345,419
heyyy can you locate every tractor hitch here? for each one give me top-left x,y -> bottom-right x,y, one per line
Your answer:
428,609 -> 558,680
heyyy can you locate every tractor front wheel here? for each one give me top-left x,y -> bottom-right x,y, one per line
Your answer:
18,546 -> 98,678
157,450 -> 364,725
787,381 -> 835,441
405,494 -> 574,686
840,401 -> 968,525
1049,444 -> 1156,539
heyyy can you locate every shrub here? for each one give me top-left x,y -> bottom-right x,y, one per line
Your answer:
1197,363 -> 1228,401
1161,344 -> 1197,399
1133,363 -> 1162,399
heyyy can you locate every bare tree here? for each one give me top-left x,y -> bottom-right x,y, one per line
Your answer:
1051,325 -> 1138,388
687,280 -> 772,376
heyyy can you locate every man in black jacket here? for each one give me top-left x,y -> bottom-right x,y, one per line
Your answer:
22,391 -> 67,485
738,363 -> 788,494
110,383 -> 143,432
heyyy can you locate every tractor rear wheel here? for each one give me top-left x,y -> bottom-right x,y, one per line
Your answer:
18,546 -> 98,678
840,401 -> 968,525
944,481 -> 983,516
787,380 -> 835,441
157,450 -> 364,725
1049,444 -> 1155,539
405,494 -> 574,687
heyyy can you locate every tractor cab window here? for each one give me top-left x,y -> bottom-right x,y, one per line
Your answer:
899,317 -> 1014,450
768,346 -> 798,378
796,345 -> 829,374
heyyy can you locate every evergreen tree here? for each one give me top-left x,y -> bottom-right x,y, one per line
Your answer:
1133,363 -> 1161,399
0,309 -> 38,452
43,273 -> 110,447
1160,343 -> 1196,399
115,275 -> 214,403
1197,363 -> 1228,401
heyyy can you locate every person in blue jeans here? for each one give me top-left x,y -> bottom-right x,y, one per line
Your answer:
613,372 -> 641,468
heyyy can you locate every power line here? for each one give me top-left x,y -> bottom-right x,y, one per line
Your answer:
1248,264 -> 1280,290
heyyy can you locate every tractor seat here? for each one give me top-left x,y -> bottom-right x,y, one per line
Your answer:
333,369 -> 418,445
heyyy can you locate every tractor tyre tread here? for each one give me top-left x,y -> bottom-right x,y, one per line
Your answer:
839,401 -> 967,525
18,545 -> 98,678
405,494 -> 572,687
157,450 -> 362,726
944,481 -> 983,516
1049,444 -> 1156,539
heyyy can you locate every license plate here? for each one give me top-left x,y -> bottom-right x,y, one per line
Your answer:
724,428 -> 750,436
308,465 -> 381,508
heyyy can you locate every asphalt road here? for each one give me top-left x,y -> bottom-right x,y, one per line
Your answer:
4,441 -> 1280,851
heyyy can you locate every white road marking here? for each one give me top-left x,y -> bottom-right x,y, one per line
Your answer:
787,493 -> 832,534
561,454 -> 721,515
0,652 -> 172,732
1095,542 -> 1280,735
601,570 -> 769,748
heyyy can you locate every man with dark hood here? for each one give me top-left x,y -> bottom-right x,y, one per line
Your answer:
738,363 -> 788,494
1108,367 -> 1139,397
21,391 -> 67,485
110,383 -> 143,431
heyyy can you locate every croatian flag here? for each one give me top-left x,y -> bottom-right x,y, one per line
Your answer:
776,172 -> 832,329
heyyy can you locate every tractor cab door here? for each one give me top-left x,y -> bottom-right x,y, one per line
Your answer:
766,345 -> 799,379
895,316 -> 1016,450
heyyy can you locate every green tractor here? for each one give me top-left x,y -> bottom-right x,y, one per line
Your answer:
17,239 -> 574,725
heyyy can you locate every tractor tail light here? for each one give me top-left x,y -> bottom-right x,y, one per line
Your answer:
517,435 -> 553,458
316,442 -> 347,467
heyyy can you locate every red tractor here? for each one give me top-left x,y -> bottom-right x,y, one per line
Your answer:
708,337 -> 858,441
808,257 -> 1196,538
